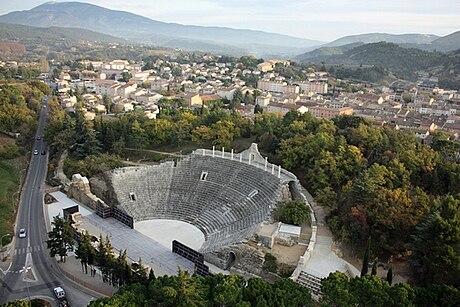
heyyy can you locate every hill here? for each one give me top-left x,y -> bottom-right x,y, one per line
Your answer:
327,31 -> 460,54
0,41 -> 26,55
0,22 -> 126,45
429,30 -> 460,52
296,42 -> 460,89
326,33 -> 439,47
294,42 -> 364,62
0,22 -> 175,62
0,1 -> 323,57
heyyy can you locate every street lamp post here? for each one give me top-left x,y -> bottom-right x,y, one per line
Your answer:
20,266 -> 32,303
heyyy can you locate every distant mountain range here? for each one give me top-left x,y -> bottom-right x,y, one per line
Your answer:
326,32 -> 460,53
325,33 -> 440,47
0,1 -> 322,57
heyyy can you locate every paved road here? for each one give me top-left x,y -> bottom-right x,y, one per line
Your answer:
0,97 -> 97,306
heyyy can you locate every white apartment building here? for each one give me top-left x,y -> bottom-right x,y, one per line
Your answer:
257,80 -> 299,94
298,82 -> 328,94
94,79 -> 120,97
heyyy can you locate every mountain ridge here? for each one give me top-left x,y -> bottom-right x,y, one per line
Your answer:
0,1 -> 322,57
325,31 -> 460,53
326,33 -> 440,47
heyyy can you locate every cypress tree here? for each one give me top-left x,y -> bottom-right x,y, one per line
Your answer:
371,259 -> 378,276
361,236 -> 371,277
148,268 -> 156,282
387,267 -> 393,285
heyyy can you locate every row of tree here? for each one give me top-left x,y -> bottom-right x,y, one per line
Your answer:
46,216 -> 153,288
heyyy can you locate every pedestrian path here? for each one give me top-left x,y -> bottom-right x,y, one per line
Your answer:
297,186 -> 360,278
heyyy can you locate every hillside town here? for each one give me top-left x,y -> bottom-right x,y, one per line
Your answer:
35,55 -> 460,143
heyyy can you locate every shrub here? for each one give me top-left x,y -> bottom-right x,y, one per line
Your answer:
278,199 -> 310,226
262,253 -> 278,273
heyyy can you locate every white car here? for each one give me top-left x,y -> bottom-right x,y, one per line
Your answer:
33,149 -> 39,155
53,286 -> 66,299
18,228 -> 26,238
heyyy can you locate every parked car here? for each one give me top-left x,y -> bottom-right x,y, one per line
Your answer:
18,228 -> 26,238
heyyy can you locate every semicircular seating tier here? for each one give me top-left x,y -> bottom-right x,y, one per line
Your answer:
109,154 -> 283,252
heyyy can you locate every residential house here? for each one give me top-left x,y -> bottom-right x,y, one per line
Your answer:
265,102 -> 297,114
216,87 -> 237,100
256,92 -> 272,107
309,106 -> 353,119
181,93 -> 203,108
257,62 -> 274,72
151,79 -> 169,92
94,79 -> 120,97
117,82 -> 138,98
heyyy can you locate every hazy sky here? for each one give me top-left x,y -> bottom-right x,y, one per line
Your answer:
1,0 -> 459,41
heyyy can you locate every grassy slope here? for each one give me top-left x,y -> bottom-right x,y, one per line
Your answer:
0,159 -> 20,245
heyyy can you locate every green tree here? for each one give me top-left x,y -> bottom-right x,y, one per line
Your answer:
273,278 -> 313,307
361,236 -> 371,277
192,125 -> 214,144
130,119 -> 147,149
371,259 -> 378,276
208,274 -> 245,306
131,258 -> 148,285
321,272 -> 356,307
243,278 -> 274,306
120,71 -> 132,82
46,215 -> 74,262
212,120 -> 240,149
386,267 -> 393,286
162,268 -> 205,307
409,195 -> 460,286
414,283 -> 460,307
278,199 -> 310,226
2,300 -> 30,307
262,253 -> 278,273
350,275 -> 391,306
75,230 -> 93,274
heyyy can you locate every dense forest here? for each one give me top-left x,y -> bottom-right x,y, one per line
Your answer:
0,79 -> 50,155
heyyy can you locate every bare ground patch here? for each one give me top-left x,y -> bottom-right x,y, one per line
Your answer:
0,133 -> 15,146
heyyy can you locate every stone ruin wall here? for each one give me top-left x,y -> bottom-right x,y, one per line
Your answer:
67,173 -> 106,210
